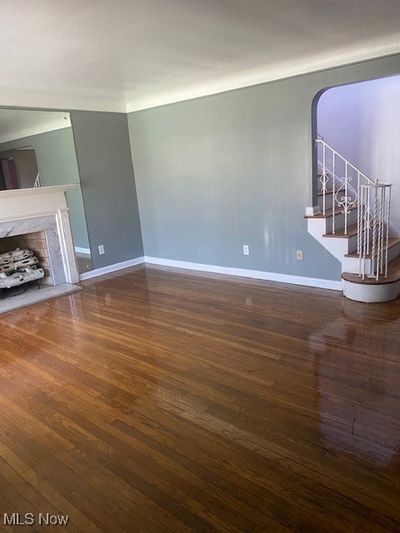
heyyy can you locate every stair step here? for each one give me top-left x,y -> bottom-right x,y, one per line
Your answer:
304,205 -> 358,220
345,237 -> 400,258
323,223 -> 359,239
342,255 -> 400,285
317,190 -> 334,196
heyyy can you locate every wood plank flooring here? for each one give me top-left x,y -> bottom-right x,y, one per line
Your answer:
0,264 -> 399,532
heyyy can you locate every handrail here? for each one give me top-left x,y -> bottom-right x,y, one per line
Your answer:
316,138 -> 375,185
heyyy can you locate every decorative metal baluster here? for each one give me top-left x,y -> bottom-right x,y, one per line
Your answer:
321,143 -> 327,215
379,187 -> 386,275
357,171 -> 360,256
344,162 -> 348,234
376,186 -> 380,279
359,186 -> 365,279
366,185 -> 371,263
371,186 -> 378,279
332,153 -> 336,234
385,185 -> 392,278
364,186 -> 370,279
365,186 -> 369,278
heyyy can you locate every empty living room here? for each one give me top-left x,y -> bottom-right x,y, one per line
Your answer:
1,1 -> 400,531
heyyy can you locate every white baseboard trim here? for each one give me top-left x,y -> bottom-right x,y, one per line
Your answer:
144,256 -> 342,291
79,254 -> 342,291
80,257 -> 144,281
75,246 -> 91,255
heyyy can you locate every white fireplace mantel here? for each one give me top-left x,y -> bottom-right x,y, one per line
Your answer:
0,184 -> 78,221
0,185 -> 80,284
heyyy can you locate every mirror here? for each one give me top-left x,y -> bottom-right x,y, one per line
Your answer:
0,109 -> 92,274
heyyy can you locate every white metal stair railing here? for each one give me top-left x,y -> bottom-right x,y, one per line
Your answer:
316,136 -> 375,235
315,136 -> 392,282
358,183 -> 392,280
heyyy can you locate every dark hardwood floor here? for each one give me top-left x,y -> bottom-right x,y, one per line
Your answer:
0,264 -> 399,532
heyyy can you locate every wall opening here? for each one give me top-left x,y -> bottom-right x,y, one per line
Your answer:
313,75 -> 400,236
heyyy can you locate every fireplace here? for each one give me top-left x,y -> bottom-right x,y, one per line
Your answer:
0,185 -> 80,310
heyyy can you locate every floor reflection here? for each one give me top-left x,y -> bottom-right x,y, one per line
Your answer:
309,300 -> 400,465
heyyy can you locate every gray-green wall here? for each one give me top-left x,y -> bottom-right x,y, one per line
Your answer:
128,54 -> 400,281
70,111 -> 143,269
0,128 -> 90,250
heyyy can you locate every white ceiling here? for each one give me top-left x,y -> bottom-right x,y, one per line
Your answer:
1,0 -> 400,113
0,110 -> 70,144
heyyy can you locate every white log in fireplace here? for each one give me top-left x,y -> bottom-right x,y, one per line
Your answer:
0,185 -> 80,290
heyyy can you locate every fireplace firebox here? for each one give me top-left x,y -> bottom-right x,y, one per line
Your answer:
0,230 -> 53,288
0,246 -> 44,292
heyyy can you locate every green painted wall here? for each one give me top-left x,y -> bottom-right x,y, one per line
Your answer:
70,111 -> 143,269
0,128 -> 90,250
128,54 -> 400,281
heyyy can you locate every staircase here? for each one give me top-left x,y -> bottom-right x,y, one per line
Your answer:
306,136 -> 400,303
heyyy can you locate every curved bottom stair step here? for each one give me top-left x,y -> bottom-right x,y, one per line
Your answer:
342,256 -> 400,303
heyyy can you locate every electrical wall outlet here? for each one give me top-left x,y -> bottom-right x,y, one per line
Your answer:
243,244 -> 249,256
296,250 -> 304,261
98,244 -> 105,255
